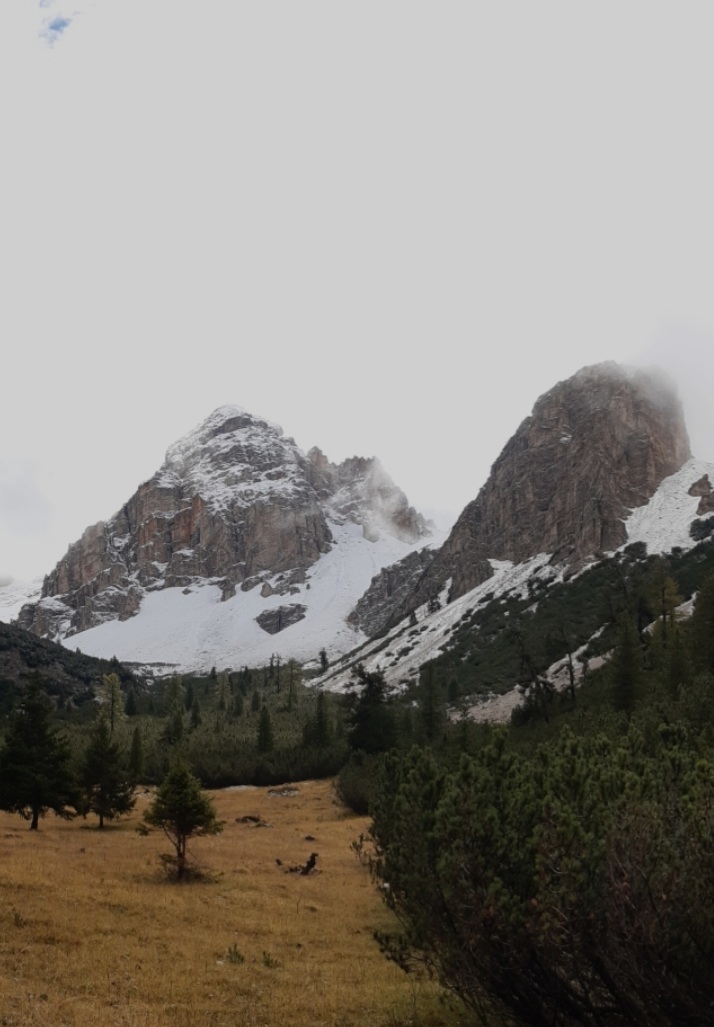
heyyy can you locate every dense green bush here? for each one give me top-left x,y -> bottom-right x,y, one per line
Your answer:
335,751 -> 384,814
366,722 -> 714,1026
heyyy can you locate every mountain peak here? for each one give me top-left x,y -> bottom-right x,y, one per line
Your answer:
406,361 -> 691,607
18,405 -> 433,668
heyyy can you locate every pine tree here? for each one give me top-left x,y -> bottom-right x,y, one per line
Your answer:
348,665 -> 397,754
611,615 -> 642,713
184,681 -> 195,712
287,659 -> 299,712
81,715 -> 136,828
128,725 -> 144,784
315,691 -> 330,748
143,762 -> 223,880
0,681 -> 79,829
257,704 -> 274,753
161,707 -> 185,745
163,675 -> 184,715
690,572 -> 714,674
420,665 -> 445,743
190,694 -> 202,730
124,687 -> 138,717
215,673 -> 229,712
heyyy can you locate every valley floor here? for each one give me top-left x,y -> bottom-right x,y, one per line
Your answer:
0,779 -> 463,1027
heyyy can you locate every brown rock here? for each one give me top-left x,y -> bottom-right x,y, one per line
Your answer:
20,406 -> 428,640
688,474 -> 714,514
408,363 -> 691,608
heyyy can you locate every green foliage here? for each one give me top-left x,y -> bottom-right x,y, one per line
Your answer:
0,622 -> 137,711
0,680 -> 79,829
143,761 -> 223,880
225,943 -> 244,965
418,665 -> 446,744
303,690 -> 331,748
257,704 -> 274,753
190,695 -> 202,730
347,665 -> 397,754
97,673 -> 125,735
690,571 -> 714,674
124,687 -> 138,717
690,515 -> 714,541
128,725 -> 144,783
610,615 -> 642,713
336,751 -> 384,814
161,707 -> 185,746
81,714 -> 136,828
366,719 -> 714,1026
395,542 -> 714,706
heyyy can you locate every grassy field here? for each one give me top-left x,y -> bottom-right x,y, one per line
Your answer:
0,779 -> 466,1027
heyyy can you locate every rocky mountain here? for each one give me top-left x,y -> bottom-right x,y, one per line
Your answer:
18,406 -> 437,672
14,363 -> 707,693
318,362 -> 713,704
398,362 -> 691,616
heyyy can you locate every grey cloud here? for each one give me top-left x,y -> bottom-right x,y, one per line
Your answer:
0,462 -> 52,535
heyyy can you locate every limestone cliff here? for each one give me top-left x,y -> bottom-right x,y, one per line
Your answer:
406,363 -> 691,610
19,406 -> 428,641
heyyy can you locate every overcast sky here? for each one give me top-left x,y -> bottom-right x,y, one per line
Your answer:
2,2 -> 714,583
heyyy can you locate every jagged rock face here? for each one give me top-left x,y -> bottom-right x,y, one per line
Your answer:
255,604 -> 307,635
19,406 -> 428,640
306,448 -> 426,542
409,363 -> 691,607
348,548 -> 437,637
688,474 -> 714,515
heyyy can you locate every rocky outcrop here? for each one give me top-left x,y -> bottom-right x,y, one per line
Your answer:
406,363 -> 691,609
688,474 -> 714,515
305,448 -> 426,542
348,548 -> 437,637
255,604 -> 307,635
20,406 -> 429,641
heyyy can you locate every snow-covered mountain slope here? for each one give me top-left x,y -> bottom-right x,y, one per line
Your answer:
0,577 -> 42,623
317,457 -> 714,700
17,405 -> 440,673
61,520 -> 444,674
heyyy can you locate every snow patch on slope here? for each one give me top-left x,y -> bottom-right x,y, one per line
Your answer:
318,459 -> 714,700
0,577 -> 43,623
62,521 -> 446,675
317,552 -> 556,693
621,457 -> 714,554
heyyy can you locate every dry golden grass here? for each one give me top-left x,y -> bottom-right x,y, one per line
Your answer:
0,779 -> 466,1027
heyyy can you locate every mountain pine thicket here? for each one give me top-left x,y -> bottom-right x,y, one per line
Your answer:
356,566 -> 714,1027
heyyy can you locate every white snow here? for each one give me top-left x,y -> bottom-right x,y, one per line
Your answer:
60,519 -> 445,675
7,444 -> 713,699
318,552 -> 556,693
318,458 -> 714,701
0,577 -> 43,623
620,457 -> 714,555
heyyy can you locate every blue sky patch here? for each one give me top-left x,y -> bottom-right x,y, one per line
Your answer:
40,14 -> 72,45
